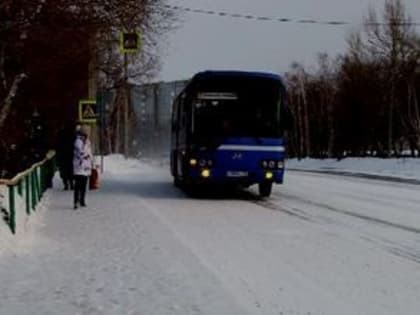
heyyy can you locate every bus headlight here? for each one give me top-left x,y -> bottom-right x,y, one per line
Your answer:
189,159 -> 198,166
201,169 -> 211,178
265,171 -> 274,180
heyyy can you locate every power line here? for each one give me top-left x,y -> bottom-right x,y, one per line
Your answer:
163,4 -> 420,27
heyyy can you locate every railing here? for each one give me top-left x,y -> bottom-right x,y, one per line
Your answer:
0,151 -> 55,234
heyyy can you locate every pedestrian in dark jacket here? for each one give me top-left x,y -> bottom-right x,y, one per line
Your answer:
73,125 -> 93,209
56,125 -> 75,190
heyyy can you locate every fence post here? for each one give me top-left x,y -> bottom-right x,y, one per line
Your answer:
25,175 -> 30,215
31,172 -> 36,210
17,180 -> 23,196
40,166 -> 44,194
37,167 -> 42,199
43,162 -> 47,190
47,159 -> 54,188
36,168 -> 41,201
8,185 -> 16,234
1,151 -> 56,235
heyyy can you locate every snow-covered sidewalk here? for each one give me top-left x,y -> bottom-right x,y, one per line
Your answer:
1,155 -> 420,315
0,160 -> 247,315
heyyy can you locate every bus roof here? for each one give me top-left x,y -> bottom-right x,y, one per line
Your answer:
174,70 -> 286,101
192,70 -> 283,82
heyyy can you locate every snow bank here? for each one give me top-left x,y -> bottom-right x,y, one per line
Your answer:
105,154 -> 420,181
0,184 -> 49,257
104,154 -> 420,181
102,154 -> 157,174
0,155 -> 147,253
102,154 -> 169,175
287,157 -> 420,181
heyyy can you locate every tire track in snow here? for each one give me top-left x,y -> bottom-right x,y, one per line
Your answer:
248,191 -> 420,265
288,169 -> 420,186
274,192 -> 420,235
360,235 -> 420,265
252,199 -> 314,222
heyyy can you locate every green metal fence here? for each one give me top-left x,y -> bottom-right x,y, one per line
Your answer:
0,151 -> 55,234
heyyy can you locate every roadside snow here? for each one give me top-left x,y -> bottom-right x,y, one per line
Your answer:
1,155 -> 420,314
287,157 -> 420,180
0,157 -> 248,315
103,154 -> 155,174
0,184 -> 48,257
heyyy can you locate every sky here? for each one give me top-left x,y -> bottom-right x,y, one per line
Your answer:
158,0 -> 420,81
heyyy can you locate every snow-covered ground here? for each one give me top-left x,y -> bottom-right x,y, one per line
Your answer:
287,157 -> 420,181
1,155 -> 420,314
0,185 -> 48,257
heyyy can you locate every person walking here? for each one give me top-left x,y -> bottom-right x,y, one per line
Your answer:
73,125 -> 93,209
56,125 -> 75,190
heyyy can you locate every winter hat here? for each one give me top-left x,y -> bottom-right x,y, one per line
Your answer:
80,125 -> 89,136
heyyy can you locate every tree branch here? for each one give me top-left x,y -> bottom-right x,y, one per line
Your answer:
0,73 -> 27,128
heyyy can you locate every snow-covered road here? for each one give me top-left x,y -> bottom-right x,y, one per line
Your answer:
1,158 -> 420,315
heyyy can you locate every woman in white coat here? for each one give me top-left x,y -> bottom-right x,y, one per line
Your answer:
73,126 -> 93,209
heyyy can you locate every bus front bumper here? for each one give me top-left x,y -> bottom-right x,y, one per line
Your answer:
187,168 -> 285,185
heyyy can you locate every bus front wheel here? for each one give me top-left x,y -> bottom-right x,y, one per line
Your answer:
259,182 -> 273,198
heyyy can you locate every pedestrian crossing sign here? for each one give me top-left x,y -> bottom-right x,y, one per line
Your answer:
120,31 -> 142,53
79,99 -> 97,123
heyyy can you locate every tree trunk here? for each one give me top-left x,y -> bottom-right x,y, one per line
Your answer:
387,75 -> 396,157
413,84 -> 420,156
299,73 -> 311,157
0,73 -> 27,129
0,44 -> 6,89
326,87 -> 335,158
297,94 -> 305,158
412,82 -> 420,134
114,89 -> 123,154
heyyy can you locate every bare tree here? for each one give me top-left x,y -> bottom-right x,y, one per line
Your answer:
286,63 -> 312,158
316,53 -> 338,157
0,0 -> 46,130
363,0 -> 420,156
285,0 -> 420,159
0,0 -> 178,175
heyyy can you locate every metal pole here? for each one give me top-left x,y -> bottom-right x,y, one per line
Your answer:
97,89 -> 105,173
31,172 -> 36,210
88,33 -> 98,155
25,175 -> 30,215
17,180 -> 22,196
124,53 -> 129,158
101,93 -> 105,173
8,186 -> 15,234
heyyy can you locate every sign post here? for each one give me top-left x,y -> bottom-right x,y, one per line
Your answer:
96,91 -> 105,173
120,30 -> 142,158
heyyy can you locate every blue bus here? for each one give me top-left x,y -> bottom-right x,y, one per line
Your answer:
170,71 -> 291,197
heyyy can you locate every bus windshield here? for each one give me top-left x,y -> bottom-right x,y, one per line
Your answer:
191,76 -> 284,143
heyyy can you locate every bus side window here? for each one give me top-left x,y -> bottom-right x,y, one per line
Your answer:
180,97 -> 188,129
172,99 -> 179,131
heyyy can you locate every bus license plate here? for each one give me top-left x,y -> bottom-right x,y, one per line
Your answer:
227,171 -> 248,177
